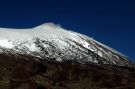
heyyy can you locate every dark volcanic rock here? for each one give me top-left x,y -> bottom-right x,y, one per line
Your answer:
0,54 -> 135,89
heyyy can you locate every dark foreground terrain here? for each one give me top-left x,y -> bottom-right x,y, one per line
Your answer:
0,54 -> 135,89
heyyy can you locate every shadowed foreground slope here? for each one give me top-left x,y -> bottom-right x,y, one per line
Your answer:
0,54 -> 135,89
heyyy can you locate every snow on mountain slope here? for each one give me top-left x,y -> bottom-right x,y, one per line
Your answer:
0,23 -> 133,66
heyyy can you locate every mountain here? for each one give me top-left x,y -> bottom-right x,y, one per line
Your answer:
0,23 -> 133,67
0,23 -> 135,89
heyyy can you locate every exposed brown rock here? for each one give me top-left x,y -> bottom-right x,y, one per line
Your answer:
0,54 -> 135,89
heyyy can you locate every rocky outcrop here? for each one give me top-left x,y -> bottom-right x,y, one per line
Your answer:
0,54 -> 135,89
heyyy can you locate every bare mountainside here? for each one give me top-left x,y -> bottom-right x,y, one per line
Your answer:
0,53 -> 135,89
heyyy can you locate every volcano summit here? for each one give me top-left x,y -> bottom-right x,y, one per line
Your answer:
0,23 -> 133,67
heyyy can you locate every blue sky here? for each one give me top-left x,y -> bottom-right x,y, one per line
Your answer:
0,0 -> 135,62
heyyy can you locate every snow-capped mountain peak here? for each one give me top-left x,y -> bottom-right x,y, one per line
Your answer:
0,23 -> 133,66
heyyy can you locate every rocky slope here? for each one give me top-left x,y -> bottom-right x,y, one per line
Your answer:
0,53 -> 135,89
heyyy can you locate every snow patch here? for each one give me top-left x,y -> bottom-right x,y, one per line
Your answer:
0,39 -> 14,48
